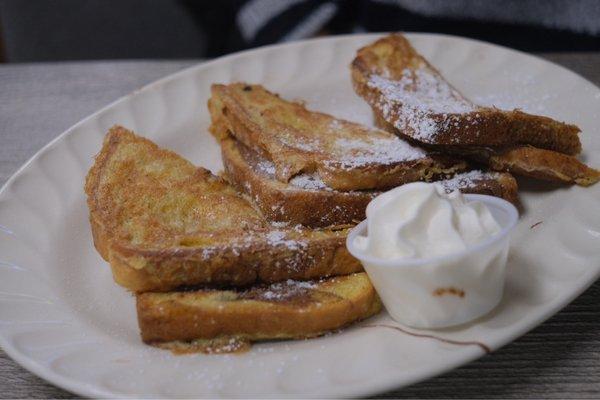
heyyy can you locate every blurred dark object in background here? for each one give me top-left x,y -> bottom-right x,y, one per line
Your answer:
0,0 -> 206,62
1,0 -> 599,63
361,0 -> 600,52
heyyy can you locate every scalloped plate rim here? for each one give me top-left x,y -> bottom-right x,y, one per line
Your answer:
0,32 -> 599,398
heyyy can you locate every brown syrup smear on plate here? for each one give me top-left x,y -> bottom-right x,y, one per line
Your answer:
432,287 -> 465,298
530,221 -> 543,229
362,324 -> 491,354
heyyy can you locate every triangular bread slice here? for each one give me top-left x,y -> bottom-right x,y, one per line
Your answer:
208,83 -> 467,191
137,272 -> 381,352
221,136 -> 519,227
85,127 -> 362,292
351,33 -> 582,155
486,146 -> 600,186
371,106 -> 599,186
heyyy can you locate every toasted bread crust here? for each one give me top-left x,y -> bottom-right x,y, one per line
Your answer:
351,33 -> 582,155
209,83 -> 467,191
85,127 -> 362,292
488,146 -> 600,186
100,230 -> 362,293
439,170 -> 520,206
222,134 -> 519,227
221,136 -> 375,227
372,108 -> 598,186
137,273 -> 381,344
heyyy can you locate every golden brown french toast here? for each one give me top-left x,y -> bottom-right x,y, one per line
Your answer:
208,83 -> 467,191
137,272 -> 381,351
351,33 -> 582,155
221,136 -> 376,228
486,146 -> 600,186
221,136 -> 519,227
368,84 -> 599,186
85,126 -> 362,292
437,170 -> 519,205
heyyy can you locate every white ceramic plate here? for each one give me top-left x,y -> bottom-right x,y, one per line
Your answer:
1,33 -> 599,398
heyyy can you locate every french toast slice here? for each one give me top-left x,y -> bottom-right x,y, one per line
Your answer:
85,126 -> 362,292
372,109 -> 600,186
437,170 -> 519,205
221,136 -> 519,227
208,83 -> 467,191
486,146 -> 600,186
360,63 -> 600,186
351,33 -> 582,155
137,272 -> 382,351
221,136 -> 375,228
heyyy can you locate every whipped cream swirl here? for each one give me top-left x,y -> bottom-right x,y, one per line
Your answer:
355,182 -> 500,260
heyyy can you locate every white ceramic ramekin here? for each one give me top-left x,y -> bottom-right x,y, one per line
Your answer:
346,194 -> 519,329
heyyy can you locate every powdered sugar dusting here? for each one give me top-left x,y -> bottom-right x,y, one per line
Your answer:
285,279 -> 317,289
242,279 -> 318,302
266,279 -> 317,294
249,148 -> 333,191
367,68 -> 475,141
266,230 -> 286,243
256,159 -> 276,176
270,221 -> 290,228
266,230 -> 307,251
289,174 -> 331,191
439,170 -> 499,192
329,119 -> 343,130
328,135 -> 426,169
278,135 -> 320,152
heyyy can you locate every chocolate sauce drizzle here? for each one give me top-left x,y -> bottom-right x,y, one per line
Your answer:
363,323 -> 491,354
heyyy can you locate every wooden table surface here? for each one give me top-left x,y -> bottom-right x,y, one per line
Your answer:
0,53 -> 599,399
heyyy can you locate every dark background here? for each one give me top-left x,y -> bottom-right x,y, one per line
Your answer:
0,0 -> 599,63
